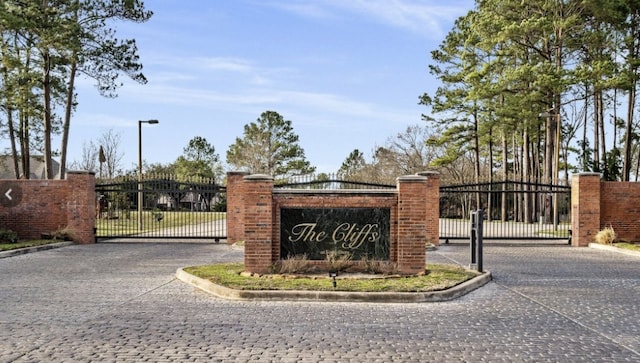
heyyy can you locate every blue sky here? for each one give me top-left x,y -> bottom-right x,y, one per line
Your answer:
67,0 -> 475,174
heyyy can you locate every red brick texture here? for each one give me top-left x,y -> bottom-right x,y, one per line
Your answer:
0,171 -> 96,244
225,171 -> 249,244
571,173 -> 601,247
600,181 -> 640,242
234,172 -> 440,275
571,173 -> 640,246
242,174 -> 274,273
397,175 -> 429,274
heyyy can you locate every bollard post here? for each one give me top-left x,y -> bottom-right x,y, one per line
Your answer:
470,210 -> 477,270
476,209 -> 483,273
470,209 -> 484,273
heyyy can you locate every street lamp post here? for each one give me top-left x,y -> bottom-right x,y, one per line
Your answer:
138,119 -> 159,232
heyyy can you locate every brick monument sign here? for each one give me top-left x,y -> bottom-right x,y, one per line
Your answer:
226,171 -> 440,275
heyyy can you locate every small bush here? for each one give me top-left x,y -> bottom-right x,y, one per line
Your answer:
325,250 -> 353,272
272,254 -> 317,274
0,229 -> 18,243
51,226 -> 76,241
594,226 -> 616,245
360,257 -> 399,275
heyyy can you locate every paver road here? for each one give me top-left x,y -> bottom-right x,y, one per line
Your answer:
1,241 -> 639,362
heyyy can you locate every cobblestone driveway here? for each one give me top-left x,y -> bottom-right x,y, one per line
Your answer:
1,241 -> 639,362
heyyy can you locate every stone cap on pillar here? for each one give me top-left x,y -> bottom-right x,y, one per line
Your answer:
571,172 -> 602,177
396,175 -> 428,183
243,174 -> 274,182
416,171 -> 440,179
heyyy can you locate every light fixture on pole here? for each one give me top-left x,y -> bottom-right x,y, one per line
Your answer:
138,119 -> 159,232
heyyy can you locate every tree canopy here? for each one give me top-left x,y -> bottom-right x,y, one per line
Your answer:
422,0 -> 640,182
0,0 -> 152,179
226,111 -> 316,179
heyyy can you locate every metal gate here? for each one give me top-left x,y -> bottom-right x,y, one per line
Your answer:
439,181 -> 571,242
95,175 -> 226,241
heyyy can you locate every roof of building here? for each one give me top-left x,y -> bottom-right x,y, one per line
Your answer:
0,155 -> 62,179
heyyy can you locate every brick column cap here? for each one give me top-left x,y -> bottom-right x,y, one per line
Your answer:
66,170 -> 95,176
572,172 -> 601,177
397,175 -> 428,183
416,171 -> 440,178
244,174 -> 273,182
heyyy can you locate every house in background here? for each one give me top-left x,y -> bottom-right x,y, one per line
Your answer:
0,156 -> 62,179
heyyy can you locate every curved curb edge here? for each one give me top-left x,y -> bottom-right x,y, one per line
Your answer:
0,242 -> 74,259
175,268 -> 492,303
589,243 -> 640,258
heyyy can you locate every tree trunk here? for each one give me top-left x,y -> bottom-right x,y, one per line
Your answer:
43,50 -> 53,179
41,0 -> 53,179
598,91 -> 607,179
60,59 -> 77,179
623,83 -> 636,181
473,108 -> 481,210
501,130 -> 508,222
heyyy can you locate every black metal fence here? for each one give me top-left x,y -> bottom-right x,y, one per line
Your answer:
95,175 -> 226,241
96,173 -> 571,242
439,180 -> 571,242
274,174 -> 571,242
274,173 -> 396,190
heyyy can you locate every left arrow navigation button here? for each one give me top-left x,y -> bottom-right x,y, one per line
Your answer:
0,183 -> 21,207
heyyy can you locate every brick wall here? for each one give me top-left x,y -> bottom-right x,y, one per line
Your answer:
242,174 -> 274,273
0,171 -> 96,244
600,181 -> 640,241
226,171 -> 249,244
231,172 -> 440,275
571,173 -> 640,246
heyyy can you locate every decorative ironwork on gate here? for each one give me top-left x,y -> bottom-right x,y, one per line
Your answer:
95,175 -> 226,240
439,180 -> 571,242
273,173 -> 396,190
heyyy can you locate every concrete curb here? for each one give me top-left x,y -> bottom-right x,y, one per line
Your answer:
0,241 -> 75,259
176,268 -> 492,303
589,243 -> 640,258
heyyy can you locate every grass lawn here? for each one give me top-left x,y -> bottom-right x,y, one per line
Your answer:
95,211 -> 225,236
0,239 -> 68,252
613,242 -> 640,252
184,263 -> 480,293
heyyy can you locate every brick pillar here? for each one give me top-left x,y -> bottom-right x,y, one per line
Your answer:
417,171 -> 440,246
226,171 -> 250,244
571,173 -> 601,247
65,171 -> 96,244
243,174 -> 274,274
396,175 -> 428,275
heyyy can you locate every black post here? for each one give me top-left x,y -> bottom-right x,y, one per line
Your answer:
476,209 -> 483,273
470,211 -> 477,267
470,209 -> 484,273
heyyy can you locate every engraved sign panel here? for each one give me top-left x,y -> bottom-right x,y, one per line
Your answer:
280,208 -> 390,260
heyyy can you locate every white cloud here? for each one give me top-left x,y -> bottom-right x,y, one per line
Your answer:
267,0 -> 472,39
193,57 -> 255,72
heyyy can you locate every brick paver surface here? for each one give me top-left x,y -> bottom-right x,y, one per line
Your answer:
1,241 -> 639,362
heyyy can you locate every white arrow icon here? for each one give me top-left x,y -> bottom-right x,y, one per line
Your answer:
5,188 -> 12,200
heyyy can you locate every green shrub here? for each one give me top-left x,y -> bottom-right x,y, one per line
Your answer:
0,229 -> 18,243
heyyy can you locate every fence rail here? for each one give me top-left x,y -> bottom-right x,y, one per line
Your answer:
439,180 -> 571,241
95,174 -> 570,242
95,175 -> 226,240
